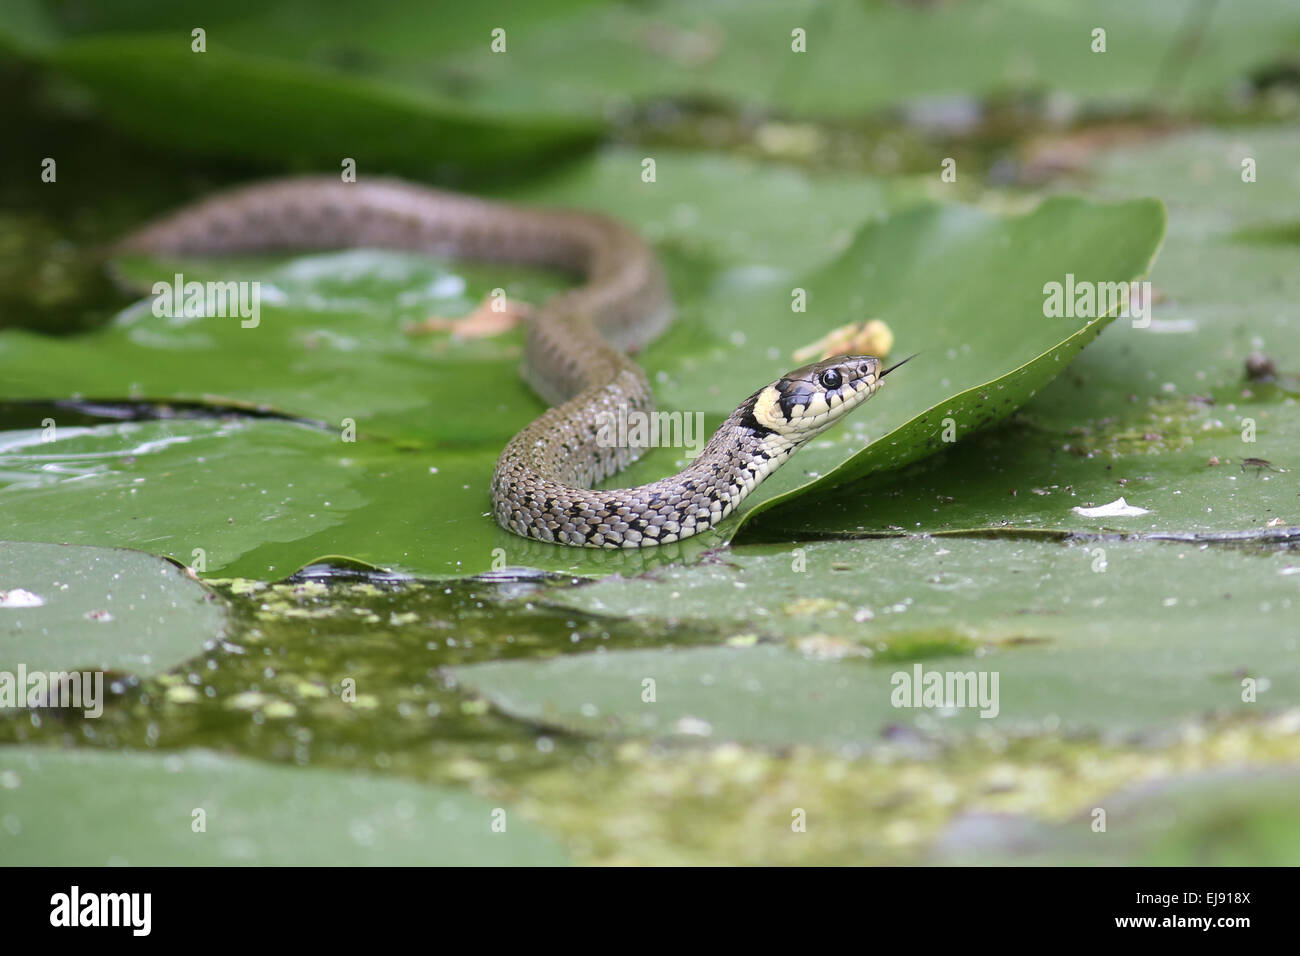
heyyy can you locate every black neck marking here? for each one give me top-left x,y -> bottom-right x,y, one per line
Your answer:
735,389 -> 777,437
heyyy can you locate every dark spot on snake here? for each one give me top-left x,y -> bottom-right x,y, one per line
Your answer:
778,381 -> 815,417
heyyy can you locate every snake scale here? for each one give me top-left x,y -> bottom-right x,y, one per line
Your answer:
120,177 -> 897,548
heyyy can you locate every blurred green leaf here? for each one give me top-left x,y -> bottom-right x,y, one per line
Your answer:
0,0 -> 58,54
21,0 -> 1300,172
48,34 -> 600,173
0,746 -> 569,864
400,0 -> 1300,117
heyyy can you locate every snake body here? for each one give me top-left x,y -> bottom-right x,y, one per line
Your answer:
120,177 -> 892,548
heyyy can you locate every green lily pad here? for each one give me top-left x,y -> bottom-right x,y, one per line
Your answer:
452,537 -> 1300,746
749,126 -> 1299,541
45,33 -> 599,174
730,195 -> 1167,533
497,148 -> 915,279
0,541 -> 227,676
0,746 -> 568,865
0,414 -> 586,578
1,250 -> 567,447
746,391 -> 1299,541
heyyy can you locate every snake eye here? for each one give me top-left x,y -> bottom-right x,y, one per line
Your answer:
819,368 -> 842,390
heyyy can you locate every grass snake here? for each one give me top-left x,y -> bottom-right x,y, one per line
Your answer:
120,177 -> 898,548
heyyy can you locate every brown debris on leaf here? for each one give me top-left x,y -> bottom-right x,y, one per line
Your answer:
1019,121 -> 1182,184
405,294 -> 533,340
792,318 -> 894,363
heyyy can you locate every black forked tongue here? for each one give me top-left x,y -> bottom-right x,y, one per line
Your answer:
881,354 -> 917,377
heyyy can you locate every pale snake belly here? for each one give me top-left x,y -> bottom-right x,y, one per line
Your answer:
119,177 -> 897,548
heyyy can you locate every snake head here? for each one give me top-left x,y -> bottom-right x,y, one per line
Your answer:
749,354 -> 893,440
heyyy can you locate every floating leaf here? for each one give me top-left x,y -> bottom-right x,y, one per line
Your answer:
0,746 -> 568,865
47,34 -> 600,173
752,127 -> 1299,542
0,541 -> 226,676
455,537 -> 1300,746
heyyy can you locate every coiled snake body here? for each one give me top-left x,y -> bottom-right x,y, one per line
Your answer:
121,178 -> 894,548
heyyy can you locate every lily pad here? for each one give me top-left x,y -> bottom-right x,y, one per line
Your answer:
45,34 -> 600,173
729,195 -> 1167,533
0,746 -> 568,865
749,127 -> 1299,541
0,541 -> 227,676
452,537 -> 1300,747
